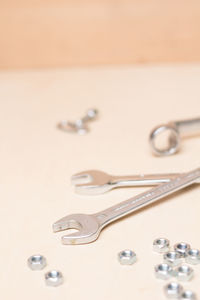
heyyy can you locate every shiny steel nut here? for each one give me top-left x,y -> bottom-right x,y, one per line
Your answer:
164,282 -> 183,298
154,263 -> 173,280
185,249 -> 200,265
180,290 -> 197,300
153,238 -> 170,253
118,249 -> 137,265
45,270 -> 64,287
27,255 -> 47,270
163,251 -> 182,267
174,242 -> 191,257
174,265 -> 194,281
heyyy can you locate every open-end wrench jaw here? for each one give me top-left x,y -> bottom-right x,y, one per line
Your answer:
71,170 -> 115,195
53,213 -> 101,245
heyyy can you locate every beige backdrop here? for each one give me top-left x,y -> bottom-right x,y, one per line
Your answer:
1,0 -> 200,68
0,64 -> 200,299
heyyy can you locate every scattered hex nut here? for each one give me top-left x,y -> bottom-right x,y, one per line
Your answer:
154,263 -> 173,280
185,249 -> 200,265
174,242 -> 191,257
180,290 -> 197,300
45,270 -> 64,287
27,255 -> 47,271
118,249 -> 137,265
163,251 -> 182,267
153,238 -> 170,253
174,265 -> 194,281
164,282 -> 183,298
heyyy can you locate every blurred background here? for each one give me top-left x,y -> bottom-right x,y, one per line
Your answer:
1,0 -> 200,69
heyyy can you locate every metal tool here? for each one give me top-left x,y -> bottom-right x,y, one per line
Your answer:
57,108 -> 98,134
149,117 -> 200,156
53,168 -> 200,245
71,169 -> 185,195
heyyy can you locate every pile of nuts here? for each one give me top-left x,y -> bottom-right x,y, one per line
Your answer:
27,239 -> 199,296
153,238 -> 199,299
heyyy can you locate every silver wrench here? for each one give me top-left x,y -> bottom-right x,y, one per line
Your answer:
53,168 -> 200,245
149,117 -> 200,156
71,169 -> 182,195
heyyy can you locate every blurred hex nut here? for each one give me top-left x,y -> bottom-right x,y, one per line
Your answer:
185,249 -> 200,265
27,255 -> 47,271
118,249 -> 137,265
153,238 -> 170,253
45,270 -> 64,287
180,290 -> 197,300
155,263 -> 173,280
164,282 -> 183,298
174,265 -> 194,281
174,242 -> 191,257
164,251 -> 182,267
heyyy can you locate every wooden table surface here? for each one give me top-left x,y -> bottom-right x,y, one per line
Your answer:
0,64 -> 199,299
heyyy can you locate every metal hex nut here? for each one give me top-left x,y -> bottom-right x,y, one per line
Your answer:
118,249 -> 137,265
180,290 -> 197,300
45,270 -> 64,287
164,282 -> 183,298
154,263 -> 173,280
27,255 -> 47,271
174,265 -> 194,281
163,251 -> 182,267
153,238 -> 170,253
174,242 -> 191,257
185,249 -> 200,265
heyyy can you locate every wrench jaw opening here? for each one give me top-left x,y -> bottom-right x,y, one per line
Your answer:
53,216 -> 82,233
71,170 -> 114,195
53,214 -> 101,245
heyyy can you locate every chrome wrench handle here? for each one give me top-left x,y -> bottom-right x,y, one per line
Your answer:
94,168 -> 200,227
150,117 -> 200,156
54,168 -> 200,245
110,173 -> 181,187
175,117 -> 200,136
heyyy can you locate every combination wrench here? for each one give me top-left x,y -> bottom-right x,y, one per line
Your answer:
53,168 -> 200,245
71,169 -> 183,195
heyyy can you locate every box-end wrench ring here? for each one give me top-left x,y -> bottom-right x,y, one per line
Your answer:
149,117 -> 200,156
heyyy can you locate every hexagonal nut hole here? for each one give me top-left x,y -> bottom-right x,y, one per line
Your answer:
185,249 -> 200,265
153,238 -> 170,253
164,282 -> 183,298
180,290 -> 197,300
174,242 -> 191,257
27,255 -> 47,271
155,263 -> 173,280
174,265 -> 194,281
118,249 -> 137,265
163,251 -> 182,267
45,270 -> 64,287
